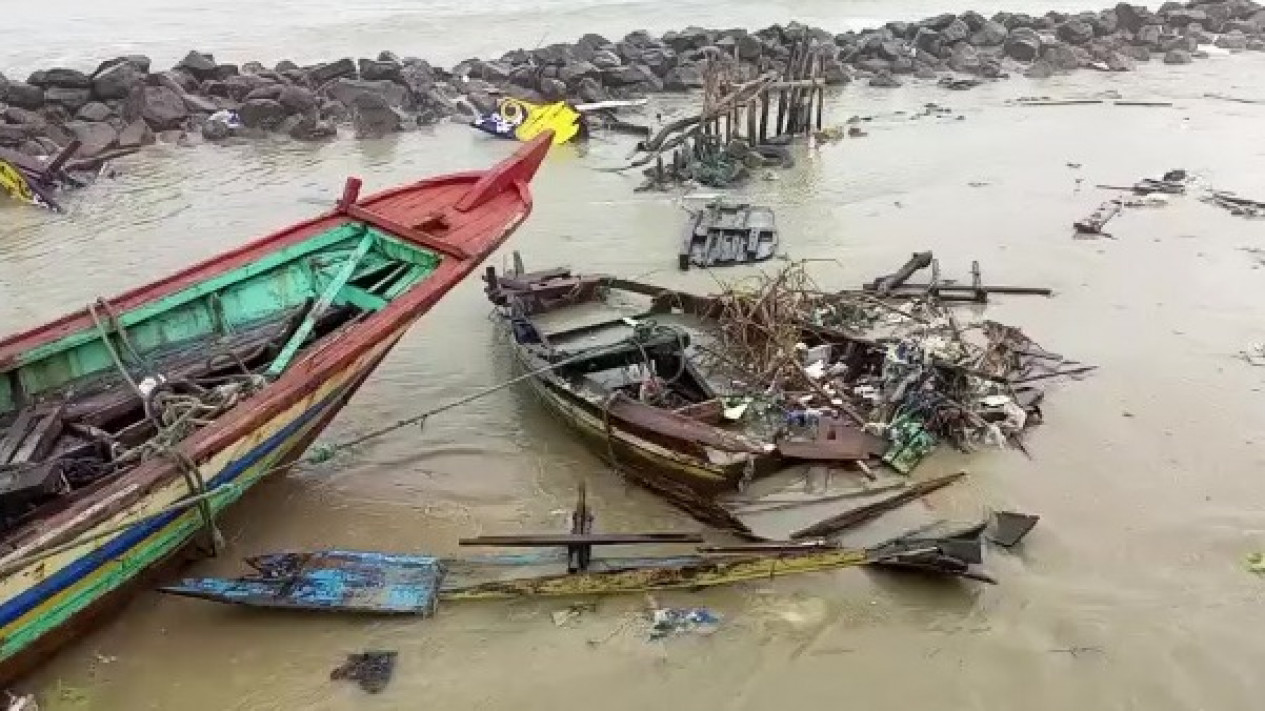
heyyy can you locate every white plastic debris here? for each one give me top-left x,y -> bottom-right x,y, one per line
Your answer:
137,374 -> 167,397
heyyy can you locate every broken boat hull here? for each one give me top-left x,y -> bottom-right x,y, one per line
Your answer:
0,134 -> 554,682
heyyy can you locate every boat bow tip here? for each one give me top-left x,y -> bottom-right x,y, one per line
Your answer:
455,130 -> 554,213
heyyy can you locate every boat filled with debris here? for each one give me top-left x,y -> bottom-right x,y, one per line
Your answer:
0,134 -> 553,681
484,252 -> 1085,530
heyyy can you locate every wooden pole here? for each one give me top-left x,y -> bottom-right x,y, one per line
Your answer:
759,92 -> 770,142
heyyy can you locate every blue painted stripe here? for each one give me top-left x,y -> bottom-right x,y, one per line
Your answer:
0,380 -> 352,630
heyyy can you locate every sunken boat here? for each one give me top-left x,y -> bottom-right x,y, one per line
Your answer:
679,199 -> 778,270
0,134 -> 552,681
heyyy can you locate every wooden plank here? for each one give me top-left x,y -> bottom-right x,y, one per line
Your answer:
345,204 -> 469,260
266,233 -> 376,377
332,284 -> 389,312
8,405 -> 64,464
790,471 -> 967,539
0,409 -> 35,464
459,533 -> 704,547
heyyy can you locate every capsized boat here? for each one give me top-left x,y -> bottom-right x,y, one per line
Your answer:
0,133 -> 553,681
679,199 -> 778,270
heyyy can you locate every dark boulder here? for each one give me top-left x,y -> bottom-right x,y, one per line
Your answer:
208,75 -> 272,102
1097,10 -> 1120,34
278,85 -> 318,114
65,120 -> 118,157
33,68 -> 91,89
662,64 -> 704,90
17,140 -> 48,157
286,114 -> 337,140
307,58 -> 358,85
1248,38 -> 1265,50
533,43 -> 575,67
202,119 -> 232,141
1024,58 -> 1056,77
1120,44 -> 1153,61
141,85 -> 189,130
914,63 -> 939,79
925,13 -> 958,30
210,64 -> 240,80
878,39 -> 906,60
244,85 -> 284,102
1042,42 -> 1082,70
822,57 -> 851,84
961,10 -> 987,30
602,63 -> 656,86
590,49 -> 623,70
241,61 -> 267,75
150,69 -> 199,94
855,57 -> 893,74
275,60 -> 300,73
350,93 -> 400,138
869,70 -> 902,87
1135,24 -> 1164,46
558,61 -> 599,84
948,43 -> 982,72
1163,48 -> 1193,62
176,51 -> 219,80
913,27 -> 942,54
1223,19 -> 1263,33
358,59 -> 402,82
574,76 -> 607,102
468,60 -> 512,82
325,79 -> 410,109
736,34 -> 764,60
1158,34 -> 1197,52
1215,30 -> 1250,49
891,56 -> 916,73
0,123 -> 35,147
640,47 -> 677,75
1057,18 -> 1095,44
75,101 -> 113,122
1164,8 -> 1208,26
538,77 -> 567,101
1201,4 -> 1233,32
1000,12 -> 1037,30
971,20 -> 1009,46
1004,27 -> 1043,60
662,27 -> 712,52
239,98 -> 287,129
94,55 -> 151,75
45,87 -> 92,112
3,107 -> 45,126
885,21 -> 912,38
1115,3 -> 1152,33
183,93 -> 218,114
4,82 -> 46,110
942,18 -> 971,43
91,61 -> 146,100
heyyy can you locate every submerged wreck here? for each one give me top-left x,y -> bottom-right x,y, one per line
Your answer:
679,200 -> 779,270
0,134 -> 553,681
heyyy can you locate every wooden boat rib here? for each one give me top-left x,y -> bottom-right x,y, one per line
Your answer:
0,132 -> 553,681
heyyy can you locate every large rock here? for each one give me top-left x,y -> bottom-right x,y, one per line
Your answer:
663,27 -> 712,52
855,57 -> 892,74
239,98 -> 287,129
307,58 -> 358,85
0,123 -> 35,147
640,47 -> 677,75
961,10 -> 987,30
210,75 -> 276,102
1057,18 -> 1095,44
878,39 -> 906,60
574,76 -> 607,102
948,43 -> 982,72
869,70 -> 902,87
602,63 -> 656,86
822,56 -> 852,84
558,61 -> 599,84
1135,24 -> 1164,46
141,85 -> 189,130
942,18 -> 971,43
176,51 -> 219,80
1004,27 -> 1043,60
284,114 -> 337,140
533,43 -> 575,67
1215,30 -> 1250,49
244,85 -> 284,102
1159,34 -> 1197,52
736,34 -> 764,60
152,69 -> 200,94
91,61 -> 146,100
1163,48 -> 1193,63
33,68 -> 92,89
971,20 -> 1009,46
662,63 -> 704,90
44,87 -> 92,112
65,120 -> 118,157
1042,42 -> 1083,70
1024,58 -> 1056,77
3,82 -> 46,109
358,58 -> 401,82
468,60 -> 512,82
538,77 -> 567,100
3,107 -> 45,126
350,93 -> 400,138
117,119 -> 155,148
202,118 -> 232,141
1097,10 -> 1120,35
591,49 -> 623,70
278,85 -> 318,114
324,78 -> 410,109
183,94 -> 218,114
1114,3 -> 1151,32
913,27 -> 943,54
1121,44 -> 1153,61
75,101 -> 113,122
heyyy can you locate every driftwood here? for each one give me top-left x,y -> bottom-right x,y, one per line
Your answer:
1074,200 -> 1122,235
869,251 -> 934,295
790,471 -> 967,539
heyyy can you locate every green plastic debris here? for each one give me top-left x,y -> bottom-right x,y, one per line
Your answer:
1246,552 -> 1265,574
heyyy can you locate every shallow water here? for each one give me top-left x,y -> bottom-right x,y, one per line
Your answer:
3,7 -> 1265,710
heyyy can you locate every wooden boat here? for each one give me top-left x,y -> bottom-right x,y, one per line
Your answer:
679,199 -> 778,270
0,133 -> 553,681
483,259 -> 787,530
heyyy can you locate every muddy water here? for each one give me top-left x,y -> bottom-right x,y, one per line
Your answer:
3,47 -> 1265,711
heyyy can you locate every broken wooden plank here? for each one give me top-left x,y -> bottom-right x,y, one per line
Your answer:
8,405 -> 65,464
790,471 -> 967,540
1074,200 -> 1122,235
0,409 -> 36,465
458,533 -> 704,547
869,251 -> 933,295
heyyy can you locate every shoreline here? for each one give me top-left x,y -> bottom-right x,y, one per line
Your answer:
0,2 -> 1262,180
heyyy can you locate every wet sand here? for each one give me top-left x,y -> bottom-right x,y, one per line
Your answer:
3,54 -> 1265,710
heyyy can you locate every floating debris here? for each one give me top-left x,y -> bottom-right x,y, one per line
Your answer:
331,650 -> 397,694
649,607 -> 721,639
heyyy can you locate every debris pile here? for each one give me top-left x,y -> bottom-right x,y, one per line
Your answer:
687,255 -> 1083,473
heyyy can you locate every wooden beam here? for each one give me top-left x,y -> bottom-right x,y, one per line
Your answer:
459,533 -> 704,547
344,204 -> 469,260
